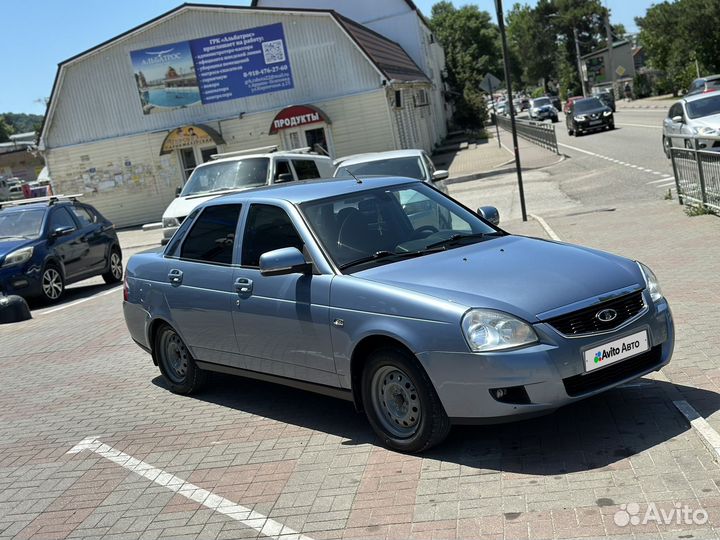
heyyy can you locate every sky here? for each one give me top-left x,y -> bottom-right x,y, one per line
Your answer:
1,0 -> 654,115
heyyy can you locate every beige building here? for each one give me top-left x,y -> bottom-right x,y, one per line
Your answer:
40,4 -> 446,227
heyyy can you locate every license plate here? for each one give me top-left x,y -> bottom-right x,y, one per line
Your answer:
589,119 -> 602,125
583,330 -> 649,372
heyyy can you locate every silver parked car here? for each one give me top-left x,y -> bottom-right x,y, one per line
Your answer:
123,177 -> 674,452
663,93 -> 720,157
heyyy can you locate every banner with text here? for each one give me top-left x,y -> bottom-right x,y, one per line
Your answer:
130,23 -> 294,115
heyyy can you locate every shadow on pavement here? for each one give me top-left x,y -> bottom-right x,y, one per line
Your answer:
153,372 -> 719,475
27,280 -> 118,311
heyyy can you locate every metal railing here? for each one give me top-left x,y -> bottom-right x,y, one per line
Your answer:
668,134 -> 720,212
494,114 -> 559,154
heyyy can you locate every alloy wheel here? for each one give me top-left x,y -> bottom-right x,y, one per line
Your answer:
110,252 -> 122,280
42,268 -> 63,300
370,365 -> 421,438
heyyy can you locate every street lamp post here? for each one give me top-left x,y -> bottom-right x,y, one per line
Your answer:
494,0 -> 528,222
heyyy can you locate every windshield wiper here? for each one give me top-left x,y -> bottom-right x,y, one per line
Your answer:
425,232 -> 501,250
339,247 -> 447,271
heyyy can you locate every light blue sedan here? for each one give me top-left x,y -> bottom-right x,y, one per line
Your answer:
123,177 -> 674,452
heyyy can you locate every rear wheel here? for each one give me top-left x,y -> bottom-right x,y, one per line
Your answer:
102,248 -> 123,284
40,264 -> 64,303
155,325 -> 205,394
361,347 -> 450,453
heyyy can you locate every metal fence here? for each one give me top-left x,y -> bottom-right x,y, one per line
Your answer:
668,134 -> 720,212
494,114 -> 559,154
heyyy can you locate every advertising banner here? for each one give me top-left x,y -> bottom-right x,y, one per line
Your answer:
130,23 -> 293,115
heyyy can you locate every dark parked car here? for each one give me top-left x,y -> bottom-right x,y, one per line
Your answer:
563,95 -> 584,114
595,90 -> 616,112
0,195 -> 123,302
547,95 -> 562,111
685,75 -> 720,97
566,97 -> 615,136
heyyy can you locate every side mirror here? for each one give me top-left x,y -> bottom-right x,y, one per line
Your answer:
431,170 -> 449,182
477,206 -> 500,226
259,247 -> 310,276
51,225 -> 75,239
672,115 -> 683,124
175,186 -> 182,197
275,172 -> 294,184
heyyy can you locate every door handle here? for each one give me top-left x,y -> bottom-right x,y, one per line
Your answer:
168,269 -> 183,286
234,277 -> 253,294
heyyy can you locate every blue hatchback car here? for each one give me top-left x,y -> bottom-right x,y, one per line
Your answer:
123,177 -> 673,452
0,196 -> 123,302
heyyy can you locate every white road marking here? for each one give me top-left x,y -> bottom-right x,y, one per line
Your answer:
37,286 -> 122,316
615,122 -> 663,129
557,142 -> 673,180
67,437 -> 313,540
528,214 -> 562,242
673,401 -> 720,460
653,171 -> 664,175
647,176 -> 676,184
656,182 -> 676,188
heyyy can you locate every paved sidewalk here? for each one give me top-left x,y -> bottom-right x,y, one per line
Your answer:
616,96 -> 676,110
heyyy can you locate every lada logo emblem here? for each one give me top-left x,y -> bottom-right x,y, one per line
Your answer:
596,308 -> 618,322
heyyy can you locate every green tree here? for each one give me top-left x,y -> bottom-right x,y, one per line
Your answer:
431,1 -> 503,127
0,116 -> 13,143
507,1 -> 557,89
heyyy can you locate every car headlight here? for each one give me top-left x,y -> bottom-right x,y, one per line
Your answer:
574,115 -> 587,121
162,217 -> 180,228
2,246 -> 33,267
461,309 -> 538,352
696,126 -> 718,136
637,262 -> 663,303
603,110 -> 613,117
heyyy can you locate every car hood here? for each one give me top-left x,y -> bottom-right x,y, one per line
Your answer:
575,106 -> 610,117
354,236 -> 643,321
688,113 -> 720,129
0,239 -> 33,262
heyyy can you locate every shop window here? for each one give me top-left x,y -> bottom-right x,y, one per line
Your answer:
180,204 -> 241,265
292,159 -> 321,180
394,90 -> 402,108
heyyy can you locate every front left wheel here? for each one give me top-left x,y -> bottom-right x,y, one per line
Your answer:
361,347 -> 450,453
155,324 -> 206,395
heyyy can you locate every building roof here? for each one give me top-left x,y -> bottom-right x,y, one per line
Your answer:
332,14 -> 429,83
581,40 -> 631,60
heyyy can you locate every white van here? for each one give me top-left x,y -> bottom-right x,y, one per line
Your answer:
161,147 -> 333,245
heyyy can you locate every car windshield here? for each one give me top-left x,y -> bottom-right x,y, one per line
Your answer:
533,98 -> 551,107
686,94 -> 720,119
301,182 -> 501,271
0,209 -> 45,239
335,157 -> 425,180
573,98 -> 604,113
181,158 -> 269,197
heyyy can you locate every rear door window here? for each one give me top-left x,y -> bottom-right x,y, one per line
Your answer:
292,159 -> 321,180
179,204 -> 242,265
70,206 -> 95,226
274,160 -> 293,182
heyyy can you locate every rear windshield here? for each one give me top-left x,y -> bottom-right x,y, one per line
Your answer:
686,94 -> 720,119
573,98 -> 604,113
0,209 -> 45,239
181,158 -> 269,197
335,157 -> 425,180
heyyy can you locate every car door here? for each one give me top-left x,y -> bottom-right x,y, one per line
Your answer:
665,104 -> 682,146
47,206 -> 89,279
231,202 -> 337,386
162,203 -> 243,363
69,204 -> 106,270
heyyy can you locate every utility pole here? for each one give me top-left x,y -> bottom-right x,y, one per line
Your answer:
573,27 -> 586,97
488,78 -> 501,149
494,0 -> 527,222
604,13 -> 615,98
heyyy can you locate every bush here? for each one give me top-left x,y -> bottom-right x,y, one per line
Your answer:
633,73 -> 652,99
531,87 -> 546,98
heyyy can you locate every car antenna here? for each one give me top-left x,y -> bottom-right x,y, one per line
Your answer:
344,167 -> 362,184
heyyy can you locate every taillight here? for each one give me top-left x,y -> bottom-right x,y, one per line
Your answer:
123,272 -> 129,302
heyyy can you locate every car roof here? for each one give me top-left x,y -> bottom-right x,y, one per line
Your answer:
205,176 -> 419,206
0,199 -> 84,213
334,150 -> 425,168
201,152 -> 330,167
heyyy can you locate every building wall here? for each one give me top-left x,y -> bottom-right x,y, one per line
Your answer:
44,8 -> 385,150
45,89 -> 395,228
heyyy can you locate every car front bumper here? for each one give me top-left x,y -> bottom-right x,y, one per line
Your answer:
418,293 -> 673,423
576,116 -> 613,131
0,263 -> 43,298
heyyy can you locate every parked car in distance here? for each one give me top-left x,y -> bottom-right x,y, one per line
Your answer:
0,195 -> 123,302
685,74 -> 720,97
161,146 -> 333,245
333,149 -> 448,193
547,95 -> 562,111
0,177 -> 24,202
566,97 -> 615,136
594,89 -> 616,112
662,92 -> 720,157
124,177 -> 673,452
563,95 -> 584,114
528,97 -> 559,122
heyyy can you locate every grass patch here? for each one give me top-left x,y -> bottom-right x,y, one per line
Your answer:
684,203 -> 717,217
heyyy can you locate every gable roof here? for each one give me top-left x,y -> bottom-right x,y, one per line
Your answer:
332,13 -> 429,83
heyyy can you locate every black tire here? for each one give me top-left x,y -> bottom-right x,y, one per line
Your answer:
552,116 -> 558,123
608,122 -> 615,130
361,347 -> 450,453
567,127 -> 574,136
102,247 -> 123,284
155,324 -> 205,395
40,264 -> 64,303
